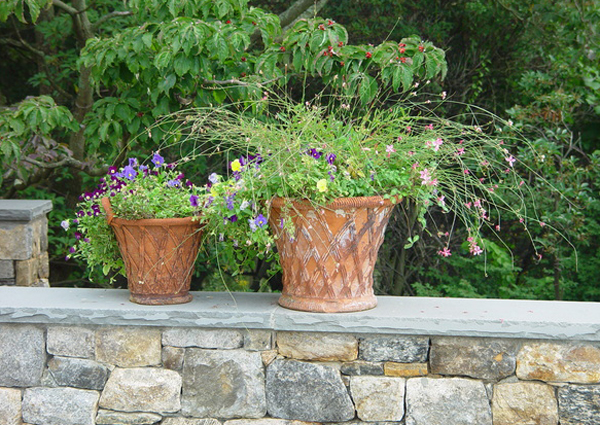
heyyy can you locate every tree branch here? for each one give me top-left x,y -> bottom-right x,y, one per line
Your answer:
23,156 -> 108,176
92,11 -> 133,32
52,0 -> 78,15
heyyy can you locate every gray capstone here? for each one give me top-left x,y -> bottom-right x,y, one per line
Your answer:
47,356 -> 110,390
47,326 -> 95,358
0,325 -> 45,387
558,384 -> 600,425
405,377 -> 492,425
430,337 -> 519,380
163,328 -> 243,349
22,387 -> 100,425
340,360 -> 385,376
266,359 -> 355,422
359,335 -> 429,363
95,409 -> 162,424
182,348 -> 266,418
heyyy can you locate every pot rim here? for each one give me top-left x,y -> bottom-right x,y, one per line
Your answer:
270,195 -> 400,210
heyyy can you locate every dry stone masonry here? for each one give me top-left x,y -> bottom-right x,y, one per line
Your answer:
0,200 -> 52,288
0,288 -> 600,425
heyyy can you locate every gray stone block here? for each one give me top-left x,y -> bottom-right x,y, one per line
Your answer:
277,332 -> 358,361
22,387 -> 99,425
99,367 -> 181,414
96,326 -> 161,367
266,359 -> 354,422
430,336 -> 519,380
405,377 -> 492,425
47,356 -> 110,390
558,384 -> 600,425
0,325 -> 45,387
0,261 -> 14,279
350,376 -> 405,421
182,348 -> 266,418
360,335 -> 429,363
244,329 -> 274,351
162,327 -> 243,349
0,217 -> 46,260
47,326 -> 95,358
341,360 -> 385,376
492,382 -> 558,425
95,409 -> 162,424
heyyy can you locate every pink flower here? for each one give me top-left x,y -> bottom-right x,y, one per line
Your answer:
438,247 -> 452,257
540,221 -> 546,227
437,195 -> 445,207
432,138 -> 443,151
463,169 -> 470,175
519,217 -> 525,223
386,144 -> 396,157
456,147 -> 465,156
407,151 -> 415,156
420,169 -> 432,185
406,126 -> 412,133
505,155 -> 516,167
426,124 -> 434,130
465,202 -> 472,209
412,162 -> 419,170
469,240 -> 483,256
495,224 -> 501,231
474,199 -> 482,208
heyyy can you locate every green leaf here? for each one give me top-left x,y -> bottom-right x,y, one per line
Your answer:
359,75 -> 378,105
173,55 -> 192,76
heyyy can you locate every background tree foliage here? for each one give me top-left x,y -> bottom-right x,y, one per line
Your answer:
1,0 -> 598,300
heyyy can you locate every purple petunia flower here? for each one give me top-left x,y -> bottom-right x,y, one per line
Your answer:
151,152 -> 165,168
128,157 -> 138,168
121,165 -> 137,180
108,166 -> 118,175
190,195 -> 199,207
208,173 -> 219,184
228,215 -> 238,223
254,214 -> 267,228
167,180 -> 180,187
226,193 -> 236,210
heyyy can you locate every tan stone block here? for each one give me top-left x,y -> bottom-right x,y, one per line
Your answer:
15,258 -> 38,286
277,331 -> 358,361
492,382 -> 558,425
384,362 -> 428,377
0,218 -> 44,260
517,342 -> 600,384
261,350 -> 278,366
0,387 -> 22,425
96,327 -> 161,367
37,252 -> 49,278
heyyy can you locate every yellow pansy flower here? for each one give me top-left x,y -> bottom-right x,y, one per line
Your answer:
317,179 -> 328,193
231,159 -> 242,172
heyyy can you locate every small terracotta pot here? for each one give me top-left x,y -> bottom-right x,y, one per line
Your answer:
269,196 -> 397,313
101,197 -> 203,305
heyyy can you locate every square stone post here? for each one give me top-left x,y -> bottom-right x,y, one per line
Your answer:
0,200 -> 52,287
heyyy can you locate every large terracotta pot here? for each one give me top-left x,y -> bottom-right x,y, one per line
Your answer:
101,197 -> 203,305
269,196 -> 396,313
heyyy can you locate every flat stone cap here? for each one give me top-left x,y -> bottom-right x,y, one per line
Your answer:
1,287 -> 599,342
0,200 -> 53,221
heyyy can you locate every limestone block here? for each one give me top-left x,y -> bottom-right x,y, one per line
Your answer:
384,362 -> 428,377
405,377 -> 492,425
162,328 -> 243,349
162,346 -> 185,371
182,348 -> 266,418
0,325 -> 45,387
266,359 -> 354,422
558,384 -> 600,425
359,335 -> 429,363
15,258 -> 39,287
430,337 -> 519,380
350,376 -> 405,421
244,329 -> 274,351
95,409 -> 162,424
47,356 -> 110,390
492,382 -> 558,425
277,332 -> 358,361
340,360 -> 385,376
0,388 -> 22,425
22,387 -> 99,425
47,326 -> 95,358
517,342 -> 600,383
162,419 -> 222,425
261,350 -> 279,366
99,367 -> 181,414
96,327 -> 161,367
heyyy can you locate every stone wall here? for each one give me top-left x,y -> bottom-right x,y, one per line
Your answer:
0,201 -> 52,287
0,288 -> 599,425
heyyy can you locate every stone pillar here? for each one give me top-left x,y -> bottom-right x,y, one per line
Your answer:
0,200 -> 52,287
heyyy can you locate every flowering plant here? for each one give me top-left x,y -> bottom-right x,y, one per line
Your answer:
62,152 -> 205,280
184,94 -> 537,263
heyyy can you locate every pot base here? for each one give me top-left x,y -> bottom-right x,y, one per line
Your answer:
278,293 -> 377,313
129,292 -> 193,305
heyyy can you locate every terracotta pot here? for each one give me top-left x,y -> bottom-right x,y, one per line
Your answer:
101,197 -> 203,305
269,196 -> 396,313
